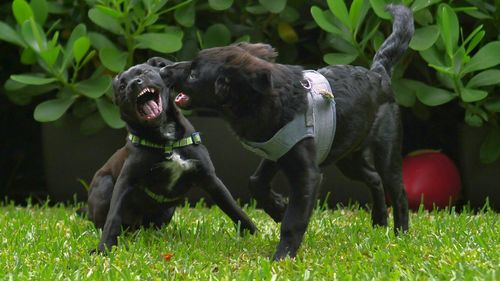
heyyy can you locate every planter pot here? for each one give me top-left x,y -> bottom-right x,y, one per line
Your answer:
42,116 -> 126,202
458,125 -> 500,210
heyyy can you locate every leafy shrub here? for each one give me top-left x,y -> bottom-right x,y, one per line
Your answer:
1,0 -> 499,162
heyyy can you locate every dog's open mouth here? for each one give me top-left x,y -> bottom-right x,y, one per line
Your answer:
136,87 -> 162,120
175,92 -> 191,108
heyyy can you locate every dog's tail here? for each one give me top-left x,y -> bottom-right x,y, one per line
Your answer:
371,5 -> 414,76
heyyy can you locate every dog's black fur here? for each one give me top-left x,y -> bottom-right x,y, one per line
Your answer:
160,5 -> 414,260
86,58 -> 256,253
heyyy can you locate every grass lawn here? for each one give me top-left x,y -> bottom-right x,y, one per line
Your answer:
0,201 -> 498,280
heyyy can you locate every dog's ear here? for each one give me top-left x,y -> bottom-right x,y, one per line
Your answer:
234,43 -> 277,62
146,57 -> 173,68
249,69 -> 272,95
112,75 -> 123,105
215,66 -> 272,102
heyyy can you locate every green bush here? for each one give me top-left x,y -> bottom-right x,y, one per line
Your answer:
1,0 -> 499,162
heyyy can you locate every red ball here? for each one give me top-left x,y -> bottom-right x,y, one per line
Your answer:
402,150 -> 461,210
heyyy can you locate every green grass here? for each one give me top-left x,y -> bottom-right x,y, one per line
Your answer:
0,201 -> 498,280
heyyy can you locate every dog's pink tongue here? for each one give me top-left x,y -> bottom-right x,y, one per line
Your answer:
143,100 -> 160,119
175,92 -> 190,108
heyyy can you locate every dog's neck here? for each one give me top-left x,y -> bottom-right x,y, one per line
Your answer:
222,64 -> 307,142
127,99 -> 195,144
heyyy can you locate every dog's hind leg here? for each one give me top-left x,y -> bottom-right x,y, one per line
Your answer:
337,149 -> 388,227
373,104 -> 409,234
88,174 -> 114,229
248,159 -> 287,222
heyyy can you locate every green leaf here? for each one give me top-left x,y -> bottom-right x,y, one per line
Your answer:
277,22 -> 298,44
135,32 -> 182,53
88,32 -> 117,50
21,19 -> 46,52
34,95 -> 76,122
413,8 -> 433,26
280,6 -> 300,23
349,0 -> 367,35
419,47 -> 444,66
437,4 -> 459,59
467,69 -> 500,88
411,0 -> 441,12
413,82 -> 456,106
40,46 -> 60,66
20,48 -> 37,64
245,5 -> 267,15
327,0 -> 351,31
12,0 -> 33,25
62,24 -> 87,71
409,25 -> 440,51
0,21 -> 26,47
234,35 -> 250,43
323,53 -> 358,65
4,79 -> 58,105
73,36 -> 90,64
465,30 -> 485,55
30,0 -> 48,25
208,0 -> 233,11
259,0 -> 286,13
484,97 -> 500,112
95,5 -> 123,18
174,2 -> 195,27
310,6 -> 342,34
96,97 -> 125,129
369,0 -> 390,19
463,41 -> 500,74
203,24 -> 231,49
464,111 -> 483,127
460,88 -> 488,103
11,74 -> 56,85
392,79 -> 417,107
480,127 -> 500,163
88,8 -> 123,35
75,76 -> 112,99
99,47 -> 127,72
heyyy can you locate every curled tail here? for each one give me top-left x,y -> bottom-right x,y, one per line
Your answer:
371,5 -> 414,76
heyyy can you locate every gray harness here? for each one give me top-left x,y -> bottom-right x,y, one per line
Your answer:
240,70 -> 336,164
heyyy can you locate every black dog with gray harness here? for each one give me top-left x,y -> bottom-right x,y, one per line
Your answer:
161,5 -> 414,260
86,58 -> 256,253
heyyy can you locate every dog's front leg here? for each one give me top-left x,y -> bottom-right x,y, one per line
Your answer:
95,178 -> 132,253
204,175 -> 257,234
248,159 -> 287,222
273,138 -> 322,260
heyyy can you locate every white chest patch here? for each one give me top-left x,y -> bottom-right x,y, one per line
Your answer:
160,152 -> 195,191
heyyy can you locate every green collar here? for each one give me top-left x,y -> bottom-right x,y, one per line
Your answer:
128,132 -> 202,203
128,132 -> 202,155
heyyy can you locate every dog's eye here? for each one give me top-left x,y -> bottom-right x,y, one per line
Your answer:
119,83 -> 126,91
188,70 -> 197,80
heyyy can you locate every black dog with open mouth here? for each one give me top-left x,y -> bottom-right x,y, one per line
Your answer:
160,5 -> 414,260
86,58 -> 256,253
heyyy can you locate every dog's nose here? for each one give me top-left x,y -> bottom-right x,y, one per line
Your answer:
134,78 -> 143,85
